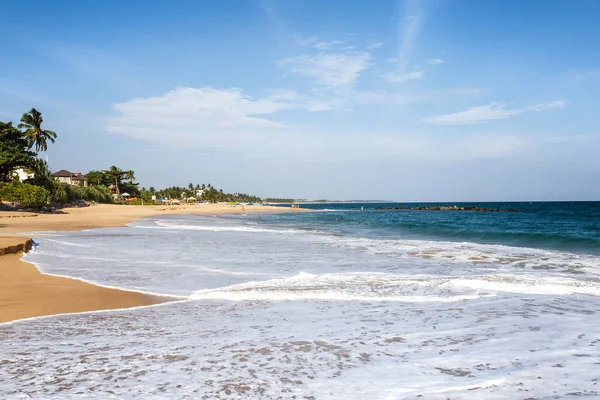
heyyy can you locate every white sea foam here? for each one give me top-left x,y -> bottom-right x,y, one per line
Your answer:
190,271 -> 600,302
313,235 -> 600,274
4,215 -> 600,399
153,219 -> 303,233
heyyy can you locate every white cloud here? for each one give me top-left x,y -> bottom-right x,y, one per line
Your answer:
104,86 -> 542,177
312,40 -> 343,50
423,99 -> 567,125
383,70 -> 424,83
423,103 -> 522,125
105,87 -> 301,147
368,42 -> 384,50
427,58 -> 444,65
278,52 -> 371,87
395,0 -> 421,70
385,0 -> 424,84
292,34 -> 319,47
526,100 -> 567,112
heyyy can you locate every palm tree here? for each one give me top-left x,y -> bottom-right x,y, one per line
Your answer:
18,108 -> 57,155
125,170 -> 135,184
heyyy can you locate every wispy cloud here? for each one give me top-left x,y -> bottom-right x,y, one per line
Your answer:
423,100 -> 567,125
383,70 -> 424,83
278,51 -> 371,87
526,100 -> 567,112
556,69 -> 600,81
292,34 -> 319,47
105,86 -> 529,163
312,40 -> 343,50
385,0 -> 424,84
105,87 -> 301,147
395,0 -> 422,71
293,35 -> 344,51
427,58 -> 444,65
423,103 -> 522,125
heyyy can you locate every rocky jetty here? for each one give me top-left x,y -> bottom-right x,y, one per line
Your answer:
376,205 -> 520,212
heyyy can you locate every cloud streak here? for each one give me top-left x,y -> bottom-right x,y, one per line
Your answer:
423,103 -> 521,125
383,70 -> 424,83
395,0 -> 422,71
427,58 -> 444,64
526,100 -> 567,112
423,100 -> 567,125
278,52 -> 371,87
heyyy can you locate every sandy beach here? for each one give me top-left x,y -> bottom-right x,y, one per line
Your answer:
0,203 -> 299,323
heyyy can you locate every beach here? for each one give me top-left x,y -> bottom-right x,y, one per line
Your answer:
2,202 -> 600,398
0,203 -> 298,323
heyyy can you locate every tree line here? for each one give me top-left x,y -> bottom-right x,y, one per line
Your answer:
0,108 -> 291,208
138,183 -> 262,203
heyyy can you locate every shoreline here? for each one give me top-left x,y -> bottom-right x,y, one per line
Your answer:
0,203 -> 303,323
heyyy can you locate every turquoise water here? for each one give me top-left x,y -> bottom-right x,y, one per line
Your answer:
266,202 -> 600,255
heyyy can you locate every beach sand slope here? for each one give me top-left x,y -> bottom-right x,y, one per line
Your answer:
0,203 -> 301,323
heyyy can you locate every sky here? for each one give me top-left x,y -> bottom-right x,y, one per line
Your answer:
1,0 -> 599,201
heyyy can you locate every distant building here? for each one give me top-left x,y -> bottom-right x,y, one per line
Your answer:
13,168 -> 34,182
52,170 -> 88,187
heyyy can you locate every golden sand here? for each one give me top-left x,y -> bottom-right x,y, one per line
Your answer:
0,203 -> 301,323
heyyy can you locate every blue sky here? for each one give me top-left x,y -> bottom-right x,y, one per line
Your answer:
1,0 -> 599,201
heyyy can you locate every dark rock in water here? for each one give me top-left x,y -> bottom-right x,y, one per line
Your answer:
375,205 -> 520,212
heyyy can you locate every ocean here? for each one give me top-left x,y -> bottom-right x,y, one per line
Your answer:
2,202 -> 600,399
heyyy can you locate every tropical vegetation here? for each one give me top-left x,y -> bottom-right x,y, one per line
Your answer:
1,108 -> 289,209
18,108 -> 57,154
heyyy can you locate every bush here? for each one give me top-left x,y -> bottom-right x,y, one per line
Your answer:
64,184 -> 112,203
45,178 -> 67,203
0,180 -> 49,208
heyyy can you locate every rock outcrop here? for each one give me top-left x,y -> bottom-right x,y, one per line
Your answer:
0,237 -> 33,256
376,205 -> 520,212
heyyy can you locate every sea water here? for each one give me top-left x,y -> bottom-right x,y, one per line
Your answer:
1,202 -> 600,399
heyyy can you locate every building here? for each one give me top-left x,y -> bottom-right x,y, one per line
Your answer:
13,168 -> 34,182
52,170 -> 88,187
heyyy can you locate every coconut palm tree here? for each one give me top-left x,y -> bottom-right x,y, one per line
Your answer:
18,108 -> 57,155
125,170 -> 135,184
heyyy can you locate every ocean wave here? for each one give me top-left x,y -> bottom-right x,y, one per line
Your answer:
190,272 -> 600,302
135,220 -> 309,234
314,235 -> 600,273
140,216 -> 600,274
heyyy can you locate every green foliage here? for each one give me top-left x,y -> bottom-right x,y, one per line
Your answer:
0,121 -> 36,181
64,184 -> 113,203
24,158 -> 68,203
18,108 -> 57,154
85,166 -> 139,195
0,180 -> 49,208
85,170 -> 108,186
263,198 -> 298,203
154,183 -> 262,203
140,189 -> 153,202
49,180 -> 68,203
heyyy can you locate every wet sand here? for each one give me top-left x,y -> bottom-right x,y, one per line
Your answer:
0,203 -> 301,323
